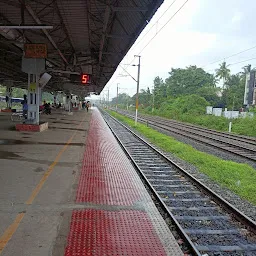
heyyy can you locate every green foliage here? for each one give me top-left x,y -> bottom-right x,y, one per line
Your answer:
42,92 -> 54,103
138,88 -> 152,107
109,111 -> 256,205
12,87 -> 27,98
149,94 -> 209,119
144,106 -> 256,137
0,85 -> 6,95
153,76 -> 166,108
221,74 -> 245,109
111,64 -> 256,137
0,85 -> 27,98
215,61 -> 231,89
111,66 -> 219,109
196,86 -> 221,106
231,117 -> 256,136
165,65 -> 216,97
111,93 -> 132,108
170,94 -> 208,115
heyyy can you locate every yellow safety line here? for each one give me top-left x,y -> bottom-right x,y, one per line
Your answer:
26,134 -> 75,205
0,213 -> 25,254
0,117 -> 85,254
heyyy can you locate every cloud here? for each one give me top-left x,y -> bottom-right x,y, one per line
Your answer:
105,0 -> 256,99
231,12 -> 243,24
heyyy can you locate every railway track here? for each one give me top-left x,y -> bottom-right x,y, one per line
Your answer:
115,109 -> 256,162
102,110 -> 256,256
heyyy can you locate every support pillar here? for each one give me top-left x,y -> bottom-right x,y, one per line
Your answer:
67,94 -> 71,112
5,81 -> 13,109
63,95 -> 67,105
39,87 -> 42,105
6,86 -> 12,109
27,74 -> 40,124
53,92 -> 57,107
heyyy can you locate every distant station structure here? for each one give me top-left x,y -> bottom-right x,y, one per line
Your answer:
244,65 -> 256,107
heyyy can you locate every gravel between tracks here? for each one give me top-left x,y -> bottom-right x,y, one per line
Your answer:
118,119 -> 256,222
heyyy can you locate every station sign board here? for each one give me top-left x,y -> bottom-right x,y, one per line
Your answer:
24,44 -> 47,58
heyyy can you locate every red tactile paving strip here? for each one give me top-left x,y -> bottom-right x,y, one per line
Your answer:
64,109 -> 182,256
64,209 -> 168,256
76,110 -> 143,205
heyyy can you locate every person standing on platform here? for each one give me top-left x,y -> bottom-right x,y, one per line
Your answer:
86,101 -> 90,112
5,95 -> 9,109
21,94 -> 28,119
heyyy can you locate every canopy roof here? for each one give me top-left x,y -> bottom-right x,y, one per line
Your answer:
0,0 -> 163,96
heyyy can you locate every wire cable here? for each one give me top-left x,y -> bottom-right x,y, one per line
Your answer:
206,56 -> 256,72
132,0 -> 178,49
138,0 -> 189,55
108,0 -> 189,90
118,0 -> 189,79
202,44 -> 256,68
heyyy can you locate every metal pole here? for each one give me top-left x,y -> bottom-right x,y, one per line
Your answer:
135,55 -> 141,125
32,74 -> 36,120
36,74 -> 40,124
27,73 -> 31,120
107,88 -> 109,109
116,83 -> 119,110
229,96 -> 235,133
152,85 -> 155,113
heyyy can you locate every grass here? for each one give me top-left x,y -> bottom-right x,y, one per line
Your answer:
108,110 -> 256,205
141,108 -> 256,137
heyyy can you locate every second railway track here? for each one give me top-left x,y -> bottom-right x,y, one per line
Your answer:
115,110 -> 256,162
102,110 -> 256,256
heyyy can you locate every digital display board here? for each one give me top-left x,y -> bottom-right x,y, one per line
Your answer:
70,73 -> 90,84
81,74 -> 90,84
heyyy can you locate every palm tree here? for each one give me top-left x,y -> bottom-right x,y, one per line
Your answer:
215,61 -> 231,90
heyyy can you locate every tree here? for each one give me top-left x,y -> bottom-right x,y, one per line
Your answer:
12,87 -> 27,98
215,61 -> 230,90
137,88 -> 152,107
165,66 -> 216,97
111,93 -> 131,107
196,86 -> 221,106
153,76 -> 165,108
222,74 -> 245,109
0,85 -> 6,96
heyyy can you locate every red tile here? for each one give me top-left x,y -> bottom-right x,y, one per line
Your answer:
76,110 -> 143,205
65,209 -> 167,256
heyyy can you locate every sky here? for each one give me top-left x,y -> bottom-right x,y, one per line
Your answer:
95,0 -> 256,101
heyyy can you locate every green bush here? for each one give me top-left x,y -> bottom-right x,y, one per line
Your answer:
142,94 -> 256,137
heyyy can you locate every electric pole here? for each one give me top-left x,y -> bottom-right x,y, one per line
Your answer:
116,83 -> 119,110
107,88 -> 109,109
134,55 -> 141,125
152,85 -> 155,113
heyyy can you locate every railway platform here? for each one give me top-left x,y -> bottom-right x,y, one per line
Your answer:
0,108 -> 183,256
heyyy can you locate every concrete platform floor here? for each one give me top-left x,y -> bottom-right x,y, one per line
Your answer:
0,108 -> 183,256
0,109 -> 90,256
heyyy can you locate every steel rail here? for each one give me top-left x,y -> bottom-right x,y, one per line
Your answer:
103,110 -> 256,234
117,110 -> 256,162
102,111 -> 201,256
141,113 -> 256,145
117,109 -> 256,145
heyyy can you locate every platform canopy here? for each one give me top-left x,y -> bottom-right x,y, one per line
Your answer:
0,0 -> 163,97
